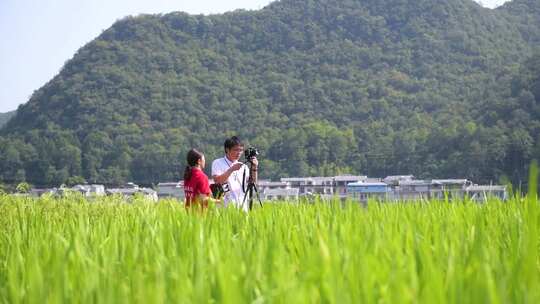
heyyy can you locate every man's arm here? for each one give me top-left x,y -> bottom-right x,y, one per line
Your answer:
212,162 -> 243,184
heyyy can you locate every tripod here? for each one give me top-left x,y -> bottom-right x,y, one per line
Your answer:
241,160 -> 263,211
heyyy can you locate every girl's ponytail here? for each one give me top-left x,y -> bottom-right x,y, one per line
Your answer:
183,165 -> 192,181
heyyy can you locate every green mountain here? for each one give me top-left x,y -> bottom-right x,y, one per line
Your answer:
0,111 -> 15,129
499,0 -> 540,44
1,0 -> 539,186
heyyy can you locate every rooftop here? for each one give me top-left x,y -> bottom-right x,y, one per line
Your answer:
348,182 -> 388,187
333,175 -> 367,182
465,185 -> 506,191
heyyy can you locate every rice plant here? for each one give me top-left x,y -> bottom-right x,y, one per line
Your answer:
0,191 -> 538,303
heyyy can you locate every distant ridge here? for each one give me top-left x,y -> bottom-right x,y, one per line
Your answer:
0,110 -> 15,129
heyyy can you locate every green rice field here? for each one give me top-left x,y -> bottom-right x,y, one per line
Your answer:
1,187 -> 539,303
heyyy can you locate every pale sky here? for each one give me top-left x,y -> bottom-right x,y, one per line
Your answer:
0,0 -> 510,113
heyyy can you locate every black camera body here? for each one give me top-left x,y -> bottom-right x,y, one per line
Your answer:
244,147 -> 259,160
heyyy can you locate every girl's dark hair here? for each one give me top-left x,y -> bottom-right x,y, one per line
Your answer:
224,136 -> 244,151
183,149 -> 204,181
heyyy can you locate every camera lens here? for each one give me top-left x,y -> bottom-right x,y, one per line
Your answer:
244,147 -> 259,159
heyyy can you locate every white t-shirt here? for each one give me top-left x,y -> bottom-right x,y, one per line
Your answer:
211,156 -> 250,211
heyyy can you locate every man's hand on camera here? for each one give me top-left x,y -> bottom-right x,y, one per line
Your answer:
250,157 -> 258,168
230,162 -> 244,171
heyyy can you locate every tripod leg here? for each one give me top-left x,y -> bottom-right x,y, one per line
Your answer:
253,184 -> 263,207
241,183 -> 261,211
248,186 -> 254,211
241,186 -> 250,211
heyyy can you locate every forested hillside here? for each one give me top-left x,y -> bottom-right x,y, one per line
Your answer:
0,111 -> 15,128
1,0 -> 539,187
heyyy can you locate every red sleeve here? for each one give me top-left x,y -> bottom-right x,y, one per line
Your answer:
196,171 -> 211,196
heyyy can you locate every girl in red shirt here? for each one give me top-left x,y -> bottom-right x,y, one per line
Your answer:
183,149 -> 220,209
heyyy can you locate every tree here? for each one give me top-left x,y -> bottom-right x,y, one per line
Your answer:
16,182 -> 31,193
66,176 -> 87,187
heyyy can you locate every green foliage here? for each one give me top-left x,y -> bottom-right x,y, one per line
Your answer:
0,111 -> 15,129
65,176 -> 87,187
15,182 -> 31,193
1,0 -> 540,186
0,196 -> 539,302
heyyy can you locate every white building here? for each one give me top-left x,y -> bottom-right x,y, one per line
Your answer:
280,177 -> 316,195
263,188 -> 299,201
71,184 -> 106,196
258,180 -> 290,191
280,176 -> 338,195
312,177 -> 335,195
430,179 -> 471,199
334,175 -> 367,196
391,179 -> 433,201
30,188 -> 57,197
157,181 -> 184,200
383,175 -> 414,185
281,175 -> 371,197
107,183 -> 158,202
347,182 -> 389,203
465,185 -> 507,202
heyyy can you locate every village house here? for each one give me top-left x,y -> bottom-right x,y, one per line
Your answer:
257,180 -> 290,194
263,187 -> 300,201
333,175 -> 367,196
30,188 -> 58,197
346,181 -> 389,203
280,177 -> 316,195
465,185 -> 508,202
156,181 -> 184,200
429,179 -> 471,199
70,184 -> 106,197
106,183 -> 158,202
390,179 -> 434,201
311,177 -> 335,195
24,174 -> 507,205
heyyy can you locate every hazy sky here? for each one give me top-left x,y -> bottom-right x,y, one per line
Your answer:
0,0 -> 510,113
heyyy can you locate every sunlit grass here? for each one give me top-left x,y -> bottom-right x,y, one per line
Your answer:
0,192 -> 539,303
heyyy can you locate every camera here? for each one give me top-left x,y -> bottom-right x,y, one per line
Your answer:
244,147 -> 259,160
210,183 -> 228,199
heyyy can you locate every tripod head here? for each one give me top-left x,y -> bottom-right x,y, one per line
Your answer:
241,147 -> 262,211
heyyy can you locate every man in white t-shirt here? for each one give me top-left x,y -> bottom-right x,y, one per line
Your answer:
212,136 -> 258,211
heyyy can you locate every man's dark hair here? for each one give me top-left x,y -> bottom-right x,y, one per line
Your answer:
224,136 -> 244,151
